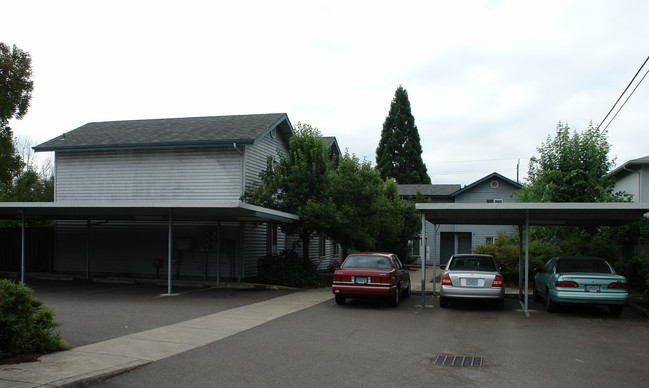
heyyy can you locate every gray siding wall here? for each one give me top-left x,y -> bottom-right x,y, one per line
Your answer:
55,147 -> 242,201
244,132 -> 289,189
54,220 -> 251,280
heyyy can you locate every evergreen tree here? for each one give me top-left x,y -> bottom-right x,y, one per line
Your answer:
376,86 -> 431,184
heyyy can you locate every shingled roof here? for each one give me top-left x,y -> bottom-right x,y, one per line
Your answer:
34,113 -> 293,152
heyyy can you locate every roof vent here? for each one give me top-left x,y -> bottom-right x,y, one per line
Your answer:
490,180 -> 499,188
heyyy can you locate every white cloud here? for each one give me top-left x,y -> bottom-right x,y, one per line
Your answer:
2,0 -> 649,185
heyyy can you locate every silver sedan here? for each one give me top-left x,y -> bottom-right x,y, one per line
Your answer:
439,254 -> 505,309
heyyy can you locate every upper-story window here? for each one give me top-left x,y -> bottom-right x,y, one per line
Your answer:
486,199 -> 503,203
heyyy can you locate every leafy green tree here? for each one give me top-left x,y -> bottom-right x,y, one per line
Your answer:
517,122 -> 627,203
376,86 -> 430,184
0,169 -> 54,202
322,152 -> 419,259
244,122 -> 332,262
1,43 -> 33,186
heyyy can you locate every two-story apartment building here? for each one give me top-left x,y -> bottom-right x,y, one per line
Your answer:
30,113 -> 339,282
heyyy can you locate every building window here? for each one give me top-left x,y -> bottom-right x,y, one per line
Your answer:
412,238 -> 421,256
486,237 -> 496,245
486,199 -> 503,203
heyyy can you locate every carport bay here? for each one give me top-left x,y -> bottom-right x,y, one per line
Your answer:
415,202 -> 649,311
0,201 -> 298,294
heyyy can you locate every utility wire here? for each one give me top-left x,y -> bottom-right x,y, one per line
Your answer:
603,65 -> 649,131
598,55 -> 649,129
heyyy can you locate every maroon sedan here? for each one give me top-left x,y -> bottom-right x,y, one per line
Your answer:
332,252 -> 411,306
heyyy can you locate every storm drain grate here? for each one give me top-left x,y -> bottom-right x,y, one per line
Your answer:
433,355 -> 483,367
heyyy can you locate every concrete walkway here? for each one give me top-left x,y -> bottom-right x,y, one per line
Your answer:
0,288 -> 333,388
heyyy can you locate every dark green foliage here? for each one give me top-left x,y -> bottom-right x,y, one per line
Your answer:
0,125 -> 22,186
376,86 -> 430,184
257,250 -> 322,288
244,124 -> 420,264
615,252 -> 649,292
474,232 -> 559,282
1,43 -> 33,186
0,279 -> 69,360
243,122 -> 332,261
0,169 -> 54,202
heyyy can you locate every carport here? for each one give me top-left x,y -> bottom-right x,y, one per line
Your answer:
0,200 -> 298,294
415,202 -> 649,311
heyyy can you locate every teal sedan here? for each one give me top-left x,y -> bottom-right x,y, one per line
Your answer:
533,256 -> 628,316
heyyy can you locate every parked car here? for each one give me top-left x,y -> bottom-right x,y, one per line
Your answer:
533,256 -> 628,316
332,252 -> 410,306
439,254 -> 505,309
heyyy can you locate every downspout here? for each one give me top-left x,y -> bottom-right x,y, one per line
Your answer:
233,143 -> 244,197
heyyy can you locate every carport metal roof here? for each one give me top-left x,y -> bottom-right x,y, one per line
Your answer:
0,200 -> 298,223
416,202 -> 649,226
1,201 -> 298,294
415,202 -> 649,311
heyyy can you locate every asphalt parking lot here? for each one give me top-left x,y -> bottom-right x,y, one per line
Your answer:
17,279 -> 649,387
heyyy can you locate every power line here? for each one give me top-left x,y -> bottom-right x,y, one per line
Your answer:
598,55 -> 649,129
603,65 -> 649,131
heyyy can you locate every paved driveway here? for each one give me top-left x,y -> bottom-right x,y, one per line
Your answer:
23,280 -> 649,387
29,278 -> 297,347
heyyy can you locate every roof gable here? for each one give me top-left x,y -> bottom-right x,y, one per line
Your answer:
451,172 -> 522,197
608,155 -> 649,178
34,113 -> 293,152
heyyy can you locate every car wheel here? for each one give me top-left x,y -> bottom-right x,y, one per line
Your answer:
609,305 -> 623,317
389,286 -> 400,307
403,282 -> 411,298
440,296 -> 449,308
335,294 -> 346,305
533,284 -> 541,303
545,289 -> 557,313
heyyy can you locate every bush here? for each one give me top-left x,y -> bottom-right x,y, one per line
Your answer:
474,232 -> 560,283
0,279 -> 69,361
257,250 -> 322,288
617,252 -> 649,293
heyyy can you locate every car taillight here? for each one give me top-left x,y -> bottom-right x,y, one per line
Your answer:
442,274 -> 452,286
373,276 -> 392,285
333,275 -> 351,283
492,275 -> 503,288
608,282 -> 628,289
555,280 -> 579,288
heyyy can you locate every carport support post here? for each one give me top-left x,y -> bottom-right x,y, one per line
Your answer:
518,225 -> 523,300
21,211 -> 25,284
168,210 -> 173,295
420,212 -> 426,306
524,210 -> 530,311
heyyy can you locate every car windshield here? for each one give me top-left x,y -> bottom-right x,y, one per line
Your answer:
449,256 -> 496,271
342,255 -> 392,269
555,258 -> 613,274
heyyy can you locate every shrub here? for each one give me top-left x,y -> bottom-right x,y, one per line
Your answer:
474,232 -> 560,283
617,252 -> 649,293
257,250 -> 322,288
0,279 -> 69,360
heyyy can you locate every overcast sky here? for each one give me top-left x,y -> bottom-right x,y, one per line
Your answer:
3,0 -> 648,185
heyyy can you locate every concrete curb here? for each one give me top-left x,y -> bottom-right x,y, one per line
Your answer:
52,359 -> 151,388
